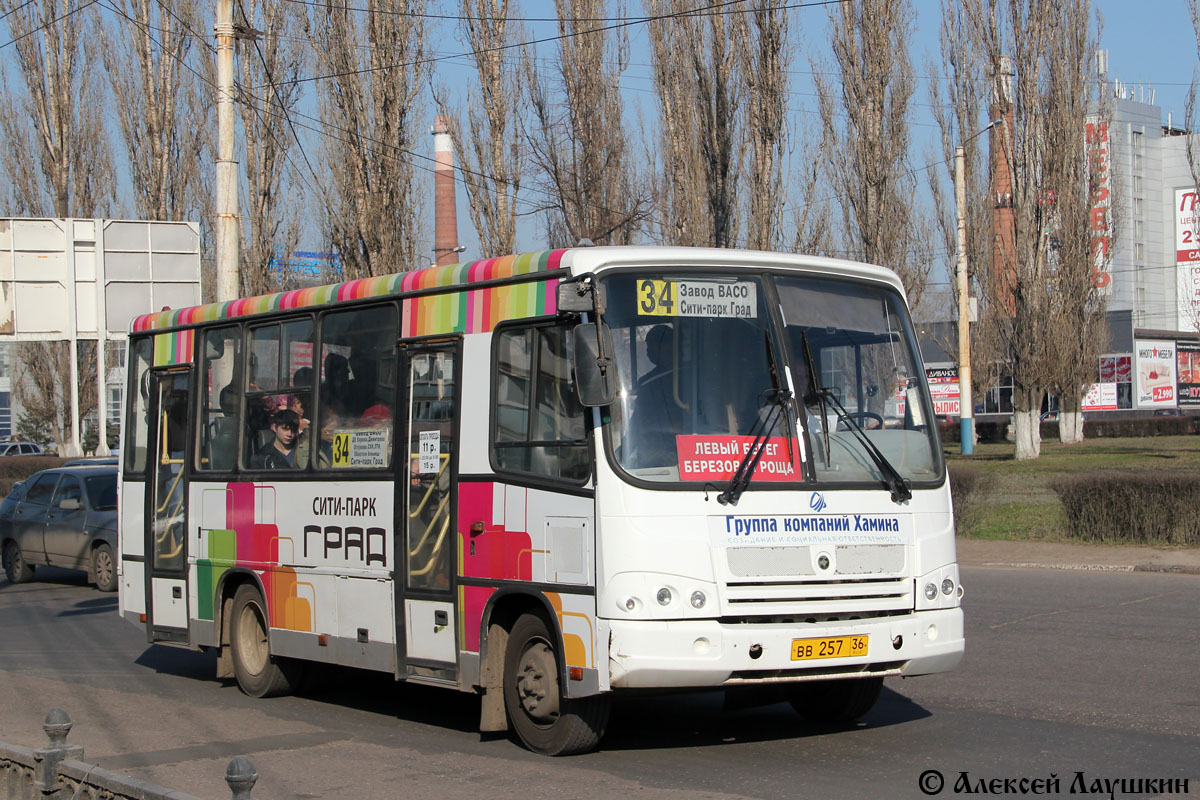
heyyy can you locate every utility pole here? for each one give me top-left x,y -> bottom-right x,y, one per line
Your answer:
215,0 -> 239,303
955,145 -> 974,455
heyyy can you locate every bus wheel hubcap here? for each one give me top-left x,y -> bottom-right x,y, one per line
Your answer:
516,640 -> 559,723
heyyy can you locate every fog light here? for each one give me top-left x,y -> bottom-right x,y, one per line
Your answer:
927,624 -> 939,641
656,587 -> 672,606
924,582 -> 937,601
941,578 -> 954,596
690,590 -> 706,609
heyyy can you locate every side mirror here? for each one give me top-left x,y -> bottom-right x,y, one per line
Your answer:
572,323 -> 617,407
59,497 -> 81,511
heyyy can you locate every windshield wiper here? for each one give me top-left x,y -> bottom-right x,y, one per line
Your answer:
716,388 -> 790,506
815,388 -> 912,504
799,331 -> 832,468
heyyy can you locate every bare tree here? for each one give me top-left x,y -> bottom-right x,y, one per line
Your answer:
238,0 -> 307,295
927,2 -> 999,428
524,0 -> 648,247
13,341 -> 96,452
1043,28 -> 1112,444
308,0 -> 427,277
962,0 -> 1106,459
101,0 -> 207,221
742,1 -> 790,252
0,0 -> 114,216
435,0 -> 523,257
815,0 -> 930,310
647,0 -> 746,248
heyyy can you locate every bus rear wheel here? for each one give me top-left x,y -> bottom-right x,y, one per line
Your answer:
788,676 -> 884,725
502,613 -> 610,756
229,584 -> 303,698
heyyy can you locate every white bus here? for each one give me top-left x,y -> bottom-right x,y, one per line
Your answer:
118,246 -> 963,755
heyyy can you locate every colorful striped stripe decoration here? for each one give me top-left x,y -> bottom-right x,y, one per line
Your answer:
131,250 -> 568,333
153,329 -> 194,366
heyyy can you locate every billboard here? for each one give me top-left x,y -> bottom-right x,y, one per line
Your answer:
1175,189 -> 1200,332
1081,382 -> 1118,411
926,367 -> 960,416
1179,342 -> 1200,408
1134,339 -> 1177,409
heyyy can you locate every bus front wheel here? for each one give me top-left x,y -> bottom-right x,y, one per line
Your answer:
502,613 -> 610,756
229,585 -> 304,698
788,676 -> 884,725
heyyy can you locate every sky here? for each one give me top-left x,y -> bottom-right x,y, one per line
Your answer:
4,0 -> 1198,270
438,0 -> 1200,263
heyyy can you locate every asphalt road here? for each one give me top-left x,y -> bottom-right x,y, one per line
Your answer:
0,565 -> 1196,800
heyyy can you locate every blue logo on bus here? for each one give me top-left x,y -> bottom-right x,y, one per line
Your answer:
809,492 -> 827,513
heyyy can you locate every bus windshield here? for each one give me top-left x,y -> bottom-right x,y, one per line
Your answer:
602,271 -> 942,488
778,276 -> 941,487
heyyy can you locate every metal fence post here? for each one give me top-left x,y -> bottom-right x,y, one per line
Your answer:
32,709 -> 83,796
225,756 -> 257,800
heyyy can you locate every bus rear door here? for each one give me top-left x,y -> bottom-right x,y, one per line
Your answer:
396,340 -> 460,681
143,368 -> 192,642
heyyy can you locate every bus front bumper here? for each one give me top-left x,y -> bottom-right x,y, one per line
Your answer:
607,608 -> 963,689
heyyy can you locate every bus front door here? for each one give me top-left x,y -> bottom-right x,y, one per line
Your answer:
144,369 -> 192,642
397,341 -> 459,680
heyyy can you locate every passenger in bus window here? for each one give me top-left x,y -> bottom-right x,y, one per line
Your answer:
321,353 -> 352,416
254,409 -> 300,469
347,353 -> 377,417
630,324 -> 684,466
358,390 -> 391,427
315,409 -> 341,468
290,394 -> 312,467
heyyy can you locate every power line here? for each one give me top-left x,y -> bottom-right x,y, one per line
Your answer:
0,0 -> 37,21
279,0 -> 842,25
257,0 -> 847,90
234,0 -> 321,194
1,0 -> 100,49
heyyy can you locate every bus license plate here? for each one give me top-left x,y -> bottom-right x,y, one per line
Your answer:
790,635 -> 868,661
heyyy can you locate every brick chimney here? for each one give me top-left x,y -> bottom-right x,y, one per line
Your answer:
990,56 -> 1017,316
431,115 -> 462,267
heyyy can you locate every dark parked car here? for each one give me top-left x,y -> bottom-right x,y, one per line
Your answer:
0,464 -> 118,591
63,457 -> 120,467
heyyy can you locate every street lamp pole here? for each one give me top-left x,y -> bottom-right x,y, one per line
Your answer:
955,145 -> 974,455
215,0 -> 239,303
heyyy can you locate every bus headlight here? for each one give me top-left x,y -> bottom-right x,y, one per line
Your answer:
622,597 -> 637,612
690,590 -> 706,609
924,582 -> 938,601
656,588 -> 672,606
941,578 -> 955,596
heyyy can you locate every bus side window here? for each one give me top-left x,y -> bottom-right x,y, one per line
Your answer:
317,305 -> 397,470
491,322 -> 589,483
244,318 -> 313,470
126,337 -> 153,474
198,326 -> 241,472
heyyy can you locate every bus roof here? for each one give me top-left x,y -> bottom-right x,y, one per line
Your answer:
129,246 -> 907,334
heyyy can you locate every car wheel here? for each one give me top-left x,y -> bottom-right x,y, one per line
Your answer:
92,543 -> 117,592
3,540 -> 34,584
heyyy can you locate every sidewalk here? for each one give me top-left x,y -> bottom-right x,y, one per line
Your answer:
956,537 -> 1200,575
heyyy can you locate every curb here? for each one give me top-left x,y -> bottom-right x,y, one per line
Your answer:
971,560 -> 1200,575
